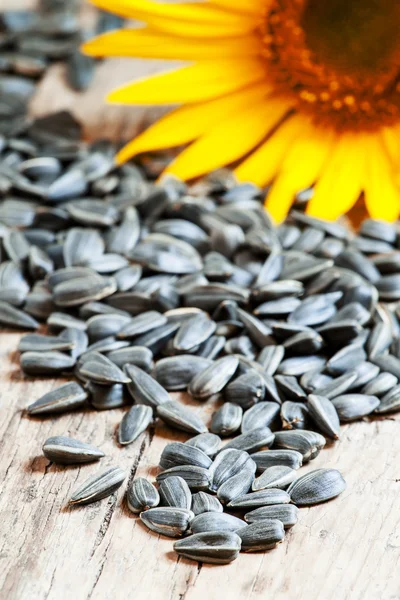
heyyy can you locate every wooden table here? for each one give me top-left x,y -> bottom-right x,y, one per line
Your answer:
1,3 -> 399,598
0,329 -> 399,600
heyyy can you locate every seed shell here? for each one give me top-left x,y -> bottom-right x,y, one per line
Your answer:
191,512 -> 246,534
237,519 -> 285,552
140,507 -> 194,538
191,492 -> 224,516
173,531 -> 241,564
42,436 -> 104,464
159,476 -> 192,510
27,382 -> 88,415
252,466 -> 297,491
127,478 -> 160,513
118,405 -> 153,445
288,468 -> 346,506
69,466 -> 126,505
228,488 -> 290,509
244,504 -> 299,528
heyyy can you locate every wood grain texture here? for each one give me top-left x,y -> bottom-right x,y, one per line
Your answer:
0,330 -> 399,600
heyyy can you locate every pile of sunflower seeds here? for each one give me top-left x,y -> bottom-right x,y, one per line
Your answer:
0,0 -> 123,132
2,107 -> 400,562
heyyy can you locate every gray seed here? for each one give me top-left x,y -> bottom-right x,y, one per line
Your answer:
154,355 -> 212,390
42,436 -> 104,465
117,310 -> 167,339
331,394 -> 380,421
307,394 -> 340,439
254,297 -> 302,317
288,468 -> 346,506
159,476 -> 192,510
241,402 -> 280,433
326,345 -> 367,376
252,466 -> 297,491
27,382 -> 88,415
244,504 -> 299,528
47,311 -> 87,332
375,385 -> 400,414
63,228 -> 104,267
156,466 -> 210,491
216,459 -> 256,504
88,382 -> 127,410
18,333 -> 75,353
114,265 -> 142,292
86,313 -> 131,342
191,512 -> 246,534
157,400 -> 208,435
237,519 -> 285,551
69,466 -> 126,505
283,330 -> 324,354
367,322 -> 393,359
191,492 -> 223,515
347,361 -> 379,389
189,355 -> 239,400
185,433 -> 221,457
362,372 -> 398,397
314,371 -> 358,399
275,375 -> 307,401
160,442 -> 212,470
209,448 -> 253,493
53,275 -> 116,307
21,350 -> 75,375
224,370 -> 266,409
370,354 -> 400,379
250,450 -> 303,471
133,322 -> 180,354
80,358 -> 130,385
273,430 -> 326,462
300,369 -> 333,393
118,405 -> 153,445
236,307 -> 273,348
107,346 -> 154,372
210,403 -> 243,437
127,478 -> 160,513
257,345 -> 285,375
173,531 -> 241,564
222,427 -> 274,454
196,335 -> 226,360
59,328 -> 88,360
140,507 -> 194,538
228,488 -> 290,509
0,301 -> 38,330
125,364 -> 170,407
277,355 -> 326,376
280,401 -> 310,430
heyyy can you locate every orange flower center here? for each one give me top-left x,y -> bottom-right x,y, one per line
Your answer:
261,0 -> 400,130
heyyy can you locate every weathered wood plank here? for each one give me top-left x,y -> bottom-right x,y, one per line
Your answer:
0,331 -> 399,600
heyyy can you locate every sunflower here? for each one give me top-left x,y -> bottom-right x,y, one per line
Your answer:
83,0 -> 400,222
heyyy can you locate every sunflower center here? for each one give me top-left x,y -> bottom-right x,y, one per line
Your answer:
262,0 -> 400,129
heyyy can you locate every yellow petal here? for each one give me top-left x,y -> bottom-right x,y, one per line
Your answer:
116,83 -> 269,163
88,0 -> 258,37
364,136 -> 400,222
265,124 -> 335,222
83,28 -> 261,59
381,124 -> 400,167
163,97 -> 294,180
234,114 -> 307,186
108,59 -> 266,105
210,0 -> 267,16
306,134 -> 365,220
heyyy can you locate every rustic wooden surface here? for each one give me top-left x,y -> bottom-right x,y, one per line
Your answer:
0,330 -> 400,600
0,3 -> 397,599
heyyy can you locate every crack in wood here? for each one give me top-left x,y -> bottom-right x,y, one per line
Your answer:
90,495 -> 118,559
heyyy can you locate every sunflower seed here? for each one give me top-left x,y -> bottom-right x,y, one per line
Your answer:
106,206 -> 140,255
191,492 -> 223,515
133,322 -> 180,354
336,250 -> 380,283
359,219 -> 397,243
216,459 -> 256,504
224,370 -> 265,409
88,382 -> 127,410
185,433 -> 221,457
273,430 -> 326,462
222,427 -> 274,454
196,335 -> 226,359
256,345 -> 284,375
209,449 -> 253,493
159,476 -> 192,510
326,345 -> 367,375
191,512 -> 245,534
252,466 -> 297,491
280,401 -> 310,430
173,531 -> 241,564
314,370 -> 358,399
331,394 -> 380,421
244,504 -> 299,528
59,328 -> 88,360
118,405 -> 153,445
288,468 -> 346,506
362,372 -> 398,397
18,333 -> 75,353
275,375 -> 307,401
47,312 -> 87,332
154,355 -> 211,391
124,364 -> 170,407
250,449 -> 303,471
307,394 -> 340,439
374,385 -> 400,414
69,466 -> 126,505
127,478 -> 160,514
0,301 -> 38,330
189,355 -> 238,400
53,275 -> 116,307
42,435 -> 104,465
237,519 -> 285,552
370,354 -> 400,379
80,358 -> 130,385
240,403 -> 280,434
156,466 -> 210,491
210,403 -> 243,437
27,382 -> 87,415
140,506 -> 194,537
277,355 -> 326,376
21,350 -> 75,375
86,313 -> 131,342
228,488 -> 290,509
157,400 -> 207,434
160,442 -> 212,470
117,311 -> 167,339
